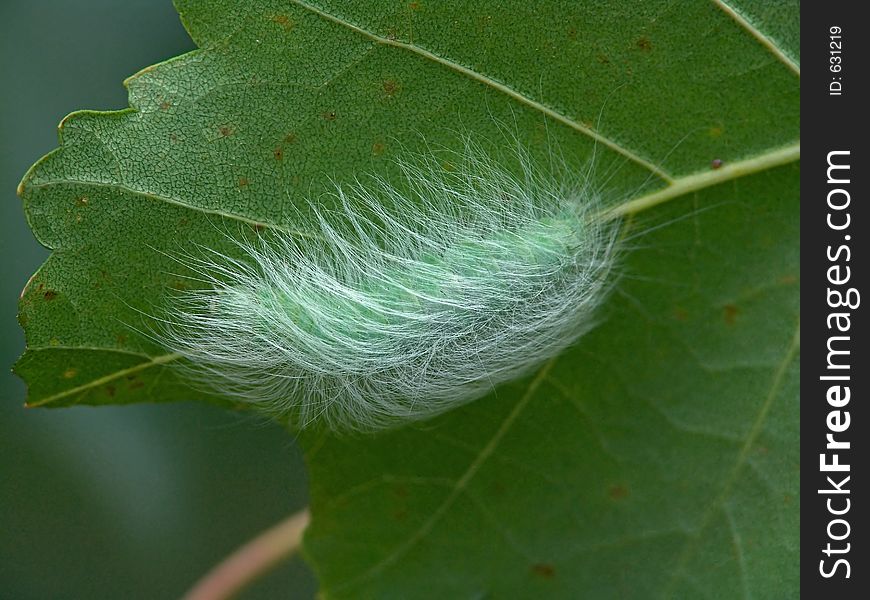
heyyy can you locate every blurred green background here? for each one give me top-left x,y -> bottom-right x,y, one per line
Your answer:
0,2 -> 316,598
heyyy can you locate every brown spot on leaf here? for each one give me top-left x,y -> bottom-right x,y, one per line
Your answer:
708,126 -> 723,137
711,158 -> 724,170
636,36 -> 652,51
271,14 -> 295,32
372,141 -> 386,155
567,26 -> 578,40
322,111 -> 337,121
673,307 -> 688,321
608,484 -> 629,500
75,196 -> 89,206
63,368 -> 77,379
129,379 -> 145,390
779,274 -> 798,285
218,125 -> 234,137
116,334 -> 128,345
531,564 -> 555,578
159,100 -> 171,110
238,177 -> 250,187
284,132 -> 297,144
723,304 -> 739,325
393,484 -> 408,498
105,385 -> 116,397
409,1 -> 421,10
596,53 -> 610,65
273,147 -> 284,161
382,79 -> 400,97
43,290 -> 58,301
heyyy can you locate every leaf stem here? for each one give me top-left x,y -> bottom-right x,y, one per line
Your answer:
182,508 -> 311,600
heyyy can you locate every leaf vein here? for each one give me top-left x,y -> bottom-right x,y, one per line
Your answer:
26,352 -> 182,408
334,358 -> 557,593
28,179 -> 317,239
662,319 -> 799,594
711,0 -> 800,76
287,0 -> 674,183
602,143 -> 800,219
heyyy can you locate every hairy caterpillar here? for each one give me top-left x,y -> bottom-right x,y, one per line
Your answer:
159,142 -> 618,432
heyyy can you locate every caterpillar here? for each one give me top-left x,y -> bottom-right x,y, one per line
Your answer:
159,141 -> 619,432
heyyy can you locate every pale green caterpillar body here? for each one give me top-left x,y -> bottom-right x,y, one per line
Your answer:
161,143 -> 618,432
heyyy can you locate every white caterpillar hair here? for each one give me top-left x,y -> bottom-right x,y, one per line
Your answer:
160,141 -> 618,432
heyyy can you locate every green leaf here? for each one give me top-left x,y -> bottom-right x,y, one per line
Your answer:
16,0 -> 798,597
